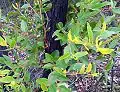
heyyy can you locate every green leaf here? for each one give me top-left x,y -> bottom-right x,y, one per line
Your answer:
51,50 -> 59,59
48,71 -> 68,85
24,72 -> 30,82
3,55 -> 16,69
56,22 -> 63,29
21,20 -> 28,32
73,51 -> 88,60
64,43 -> 77,54
105,15 -> 115,24
112,8 -> 120,14
48,83 -> 57,92
45,53 -> 54,63
21,84 -> 26,92
78,11 -> 99,25
56,61 -> 68,69
91,1 -> 110,10
109,39 -> 118,48
79,56 -> 89,65
36,78 -> 48,91
21,4 -> 30,9
100,31 -> 116,39
9,39 -> 16,48
108,27 -> 120,32
0,76 -> 15,83
87,22 -> 93,44
91,62 -> 96,73
43,63 -> 54,69
41,83 -> 48,91
0,70 -> 10,76
72,63 -> 82,71
58,53 -> 70,61
105,60 -> 114,71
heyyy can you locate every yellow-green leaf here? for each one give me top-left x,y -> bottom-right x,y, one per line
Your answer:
68,30 -> 72,42
101,21 -> 106,32
97,48 -> 114,55
72,36 -> 82,44
86,63 -> 92,73
95,36 -> 99,48
41,83 -> 48,91
0,37 -> 7,46
91,72 -> 99,77
79,64 -> 86,74
68,30 -> 82,44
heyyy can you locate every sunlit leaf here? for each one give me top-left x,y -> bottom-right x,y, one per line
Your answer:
95,36 -> 99,48
68,31 -> 72,42
101,21 -> 106,32
58,53 -> 70,61
0,37 -> 7,46
79,64 -> 86,74
86,63 -> 92,73
97,48 -> 114,55
91,73 -> 99,77
36,78 -> 48,91
0,76 -> 15,83
68,30 -> 82,44
72,37 -> 82,44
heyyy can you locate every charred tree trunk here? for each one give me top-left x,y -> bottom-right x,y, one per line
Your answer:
45,0 -> 68,55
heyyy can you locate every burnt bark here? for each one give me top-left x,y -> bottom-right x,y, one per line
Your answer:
45,0 -> 68,55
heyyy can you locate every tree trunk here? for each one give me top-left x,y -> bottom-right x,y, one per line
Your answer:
45,0 -> 68,55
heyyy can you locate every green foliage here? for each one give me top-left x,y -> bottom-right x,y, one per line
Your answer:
0,0 -> 120,91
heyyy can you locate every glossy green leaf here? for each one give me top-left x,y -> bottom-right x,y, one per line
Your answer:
0,36 -> 7,46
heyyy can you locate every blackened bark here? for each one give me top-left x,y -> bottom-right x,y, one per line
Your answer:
45,0 -> 68,55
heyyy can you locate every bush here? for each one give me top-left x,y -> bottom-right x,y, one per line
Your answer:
0,0 -> 120,91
